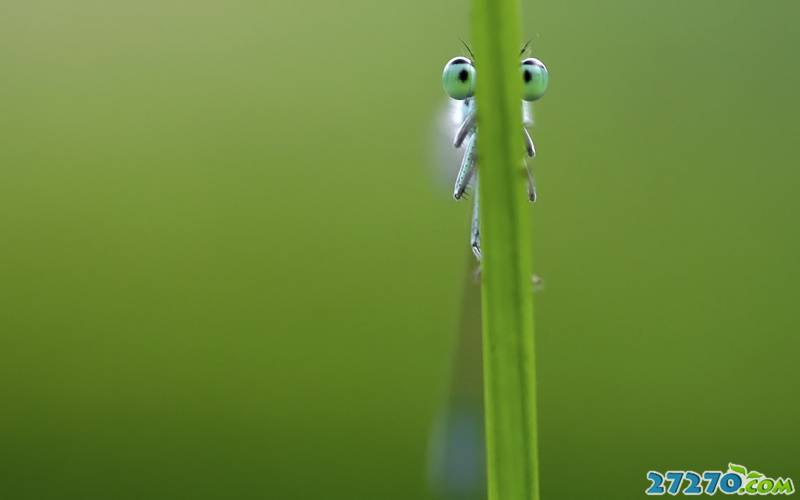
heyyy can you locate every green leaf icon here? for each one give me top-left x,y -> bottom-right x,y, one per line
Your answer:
747,471 -> 764,479
728,463 -> 748,475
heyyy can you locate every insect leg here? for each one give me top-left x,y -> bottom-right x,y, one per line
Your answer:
523,127 -> 536,157
454,110 -> 477,148
525,159 -> 537,203
470,177 -> 481,260
454,133 -> 477,200
522,128 -> 537,202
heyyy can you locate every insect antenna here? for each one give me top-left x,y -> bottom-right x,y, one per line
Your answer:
459,38 -> 477,62
520,39 -> 533,56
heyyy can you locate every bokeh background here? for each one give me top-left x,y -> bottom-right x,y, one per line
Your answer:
2,0 -> 799,498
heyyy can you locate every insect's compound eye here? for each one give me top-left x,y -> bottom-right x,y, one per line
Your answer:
442,57 -> 476,100
521,58 -> 548,102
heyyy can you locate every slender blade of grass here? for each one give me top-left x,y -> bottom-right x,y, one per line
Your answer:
471,1 -> 540,499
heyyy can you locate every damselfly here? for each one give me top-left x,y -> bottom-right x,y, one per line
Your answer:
428,48 -> 550,498
441,44 -> 549,260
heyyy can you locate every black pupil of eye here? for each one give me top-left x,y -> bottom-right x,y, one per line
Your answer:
458,69 -> 469,82
523,69 -> 532,83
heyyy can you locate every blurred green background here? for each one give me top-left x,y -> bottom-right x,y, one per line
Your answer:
1,0 -> 799,498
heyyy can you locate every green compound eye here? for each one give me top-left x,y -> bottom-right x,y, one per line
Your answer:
442,57 -> 476,100
521,58 -> 548,102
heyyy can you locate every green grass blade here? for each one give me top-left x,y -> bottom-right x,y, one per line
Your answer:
471,1 -> 540,499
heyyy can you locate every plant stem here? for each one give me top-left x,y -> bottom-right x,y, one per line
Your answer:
472,0 -> 540,499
